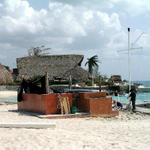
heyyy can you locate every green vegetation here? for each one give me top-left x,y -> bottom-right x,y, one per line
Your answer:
28,45 -> 51,56
0,81 -> 20,86
85,55 -> 100,85
125,85 -> 137,93
85,80 -> 93,86
85,55 -> 99,74
4,65 -> 10,71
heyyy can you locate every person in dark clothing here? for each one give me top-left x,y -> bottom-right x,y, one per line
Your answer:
129,89 -> 136,111
112,100 -> 123,110
117,101 -> 123,109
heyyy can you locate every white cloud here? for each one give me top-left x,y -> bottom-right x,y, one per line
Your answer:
51,0 -> 114,9
4,0 -> 35,18
52,0 -> 150,17
0,0 -> 150,80
0,1 -> 131,65
0,0 -> 123,52
111,0 -> 150,16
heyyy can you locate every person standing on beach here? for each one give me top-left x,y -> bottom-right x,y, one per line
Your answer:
129,89 -> 136,111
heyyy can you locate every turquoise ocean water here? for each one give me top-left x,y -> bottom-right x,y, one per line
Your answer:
0,97 -> 17,102
111,81 -> 150,103
133,80 -> 150,87
1,81 -> 150,103
111,92 -> 150,104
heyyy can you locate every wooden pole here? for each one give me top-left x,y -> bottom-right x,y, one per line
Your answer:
45,72 -> 49,94
99,76 -> 101,92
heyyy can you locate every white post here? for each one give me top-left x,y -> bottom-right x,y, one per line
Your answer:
128,28 -> 131,93
118,28 -> 143,94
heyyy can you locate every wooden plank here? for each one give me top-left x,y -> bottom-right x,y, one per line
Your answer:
66,97 -> 71,113
60,97 -> 70,114
63,97 -> 69,114
60,98 -> 64,114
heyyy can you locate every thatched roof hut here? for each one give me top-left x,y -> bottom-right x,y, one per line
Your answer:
110,75 -> 122,82
0,64 -> 14,84
17,55 -> 89,82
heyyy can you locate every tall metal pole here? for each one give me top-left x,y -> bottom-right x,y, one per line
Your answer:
118,28 -> 143,93
128,28 -> 131,93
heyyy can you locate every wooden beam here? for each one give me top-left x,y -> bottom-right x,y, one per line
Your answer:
45,72 -> 49,94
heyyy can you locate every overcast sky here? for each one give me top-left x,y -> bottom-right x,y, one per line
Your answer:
0,0 -> 150,81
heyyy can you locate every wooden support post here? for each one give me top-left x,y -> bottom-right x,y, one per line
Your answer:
99,76 -> 101,92
45,72 -> 49,94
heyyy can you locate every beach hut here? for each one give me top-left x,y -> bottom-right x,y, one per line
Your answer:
16,55 -> 89,82
110,75 -> 122,83
0,64 -> 14,84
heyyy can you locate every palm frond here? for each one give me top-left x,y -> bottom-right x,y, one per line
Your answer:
85,55 -> 99,74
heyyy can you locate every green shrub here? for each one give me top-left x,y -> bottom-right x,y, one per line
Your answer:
86,80 -> 93,86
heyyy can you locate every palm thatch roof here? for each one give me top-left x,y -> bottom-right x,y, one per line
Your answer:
17,55 -> 89,82
111,75 -> 122,82
0,64 -> 14,84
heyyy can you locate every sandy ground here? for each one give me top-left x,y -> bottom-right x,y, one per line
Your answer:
0,92 -> 150,150
0,91 -> 17,98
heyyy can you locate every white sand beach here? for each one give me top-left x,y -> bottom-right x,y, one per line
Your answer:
0,91 -> 17,98
0,92 -> 150,150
